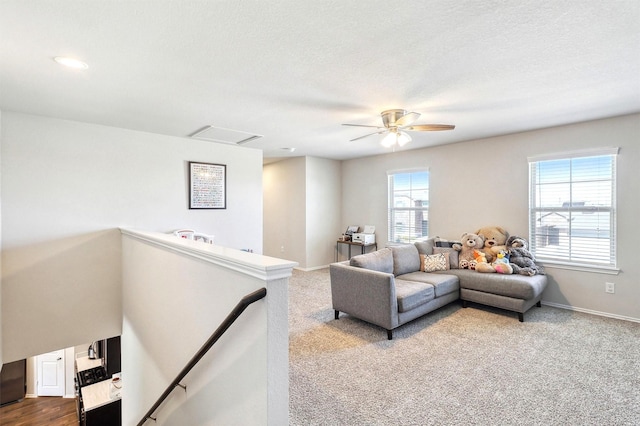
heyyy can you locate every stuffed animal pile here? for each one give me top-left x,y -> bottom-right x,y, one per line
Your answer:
452,227 -> 543,275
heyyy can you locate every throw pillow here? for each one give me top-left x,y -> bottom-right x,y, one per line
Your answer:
433,247 -> 459,269
420,253 -> 449,272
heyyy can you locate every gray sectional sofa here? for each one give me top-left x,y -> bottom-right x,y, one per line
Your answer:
330,240 -> 547,339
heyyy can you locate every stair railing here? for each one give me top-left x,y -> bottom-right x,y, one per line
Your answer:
137,287 -> 267,425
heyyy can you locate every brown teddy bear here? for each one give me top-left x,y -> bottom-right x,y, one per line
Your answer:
475,226 -> 509,263
452,233 -> 485,269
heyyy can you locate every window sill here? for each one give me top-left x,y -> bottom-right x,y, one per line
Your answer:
538,260 -> 620,275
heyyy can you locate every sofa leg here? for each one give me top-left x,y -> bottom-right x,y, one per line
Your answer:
334,310 -> 340,320
536,300 -> 542,307
462,300 -> 468,308
518,312 -> 524,322
387,330 -> 393,340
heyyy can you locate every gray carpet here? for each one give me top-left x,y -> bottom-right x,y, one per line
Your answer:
288,268 -> 640,425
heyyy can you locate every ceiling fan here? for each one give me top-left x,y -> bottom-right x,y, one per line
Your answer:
342,109 -> 455,147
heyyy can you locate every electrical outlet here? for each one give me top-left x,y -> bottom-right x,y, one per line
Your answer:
605,282 -> 615,294
280,245 -> 285,253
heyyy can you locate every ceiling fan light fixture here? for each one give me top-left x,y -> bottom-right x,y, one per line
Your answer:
381,130 -> 411,148
381,131 -> 397,147
397,131 -> 411,146
344,108 -> 454,144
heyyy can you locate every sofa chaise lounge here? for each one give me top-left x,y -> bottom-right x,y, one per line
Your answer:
330,241 -> 547,339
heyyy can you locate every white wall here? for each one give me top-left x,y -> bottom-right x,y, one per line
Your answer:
342,114 -> 640,321
0,109 -> 3,368
305,157 -> 341,269
121,230 -> 293,426
263,158 -> 306,266
1,111 -> 263,362
263,156 -> 341,270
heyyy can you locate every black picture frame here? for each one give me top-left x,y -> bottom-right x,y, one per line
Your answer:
188,161 -> 227,209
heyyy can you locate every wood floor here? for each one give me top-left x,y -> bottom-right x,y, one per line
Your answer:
0,397 -> 77,426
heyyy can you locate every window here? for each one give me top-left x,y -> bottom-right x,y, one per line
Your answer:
528,148 -> 618,271
388,170 -> 429,243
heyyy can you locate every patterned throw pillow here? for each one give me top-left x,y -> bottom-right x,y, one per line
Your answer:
420,253 -> 449,272
433,247 -> 459,269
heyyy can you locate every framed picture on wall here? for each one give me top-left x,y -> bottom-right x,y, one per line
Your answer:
189,161 -> 227,209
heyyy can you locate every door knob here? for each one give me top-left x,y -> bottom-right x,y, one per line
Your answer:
57,357 -> 62,361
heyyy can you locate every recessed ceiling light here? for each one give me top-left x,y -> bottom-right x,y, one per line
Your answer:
53,56 -> 88,69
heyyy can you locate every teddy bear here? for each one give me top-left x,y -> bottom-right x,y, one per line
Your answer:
475,226 -> 510,263
452,233 -> 485,269
476,249 -> 514,274
505,236 -> 545,276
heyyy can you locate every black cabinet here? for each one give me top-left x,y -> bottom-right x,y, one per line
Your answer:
82,399 -> 121,426
104,337 -> 121,377
95,336 -> 121,377
78,377 -> 122,425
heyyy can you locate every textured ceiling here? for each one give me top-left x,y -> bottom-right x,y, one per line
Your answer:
1,1 -> 639,162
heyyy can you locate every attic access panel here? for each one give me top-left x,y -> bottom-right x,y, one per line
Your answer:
189,125 -> 263,145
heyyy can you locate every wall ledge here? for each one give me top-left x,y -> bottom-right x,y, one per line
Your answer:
120,228 -> 298,281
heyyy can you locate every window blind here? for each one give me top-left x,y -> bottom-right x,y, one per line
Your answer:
388,170 -> 429,243
528,149 -> 618,269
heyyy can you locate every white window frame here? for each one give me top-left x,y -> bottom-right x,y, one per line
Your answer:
387,169 -> 429,244
528,148 -> 619,274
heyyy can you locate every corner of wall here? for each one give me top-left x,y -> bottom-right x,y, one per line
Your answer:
263,157 -> 307,267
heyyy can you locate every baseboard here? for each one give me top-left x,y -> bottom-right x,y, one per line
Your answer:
541,301 -> 640,323
294,265 -> 330,272
25,393 -> 74,399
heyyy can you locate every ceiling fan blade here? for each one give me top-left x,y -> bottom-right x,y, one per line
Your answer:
342,123 -> 386,129
404,124 -> 456,131
394,111 -> 420,127
350,130 -> 388,142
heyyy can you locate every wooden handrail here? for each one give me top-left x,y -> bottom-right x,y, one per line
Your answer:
137,287 -> 267,425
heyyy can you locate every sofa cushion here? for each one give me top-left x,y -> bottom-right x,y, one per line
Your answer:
414,237 -> 436,255
433,247 -> 459,269
395,279 -> 435,313
349,248 -> 394,274
420,253 -> 449,272
435,269 -> 547,300
390,244 -> 421,276
398,271 -> 460,298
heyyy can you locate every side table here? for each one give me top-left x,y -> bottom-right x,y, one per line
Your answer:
336,240 -> 378,262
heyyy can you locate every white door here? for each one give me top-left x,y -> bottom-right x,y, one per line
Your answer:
37,349 -> 65,396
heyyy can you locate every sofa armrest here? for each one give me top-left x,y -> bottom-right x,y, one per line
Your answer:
329,262 -> 399,330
